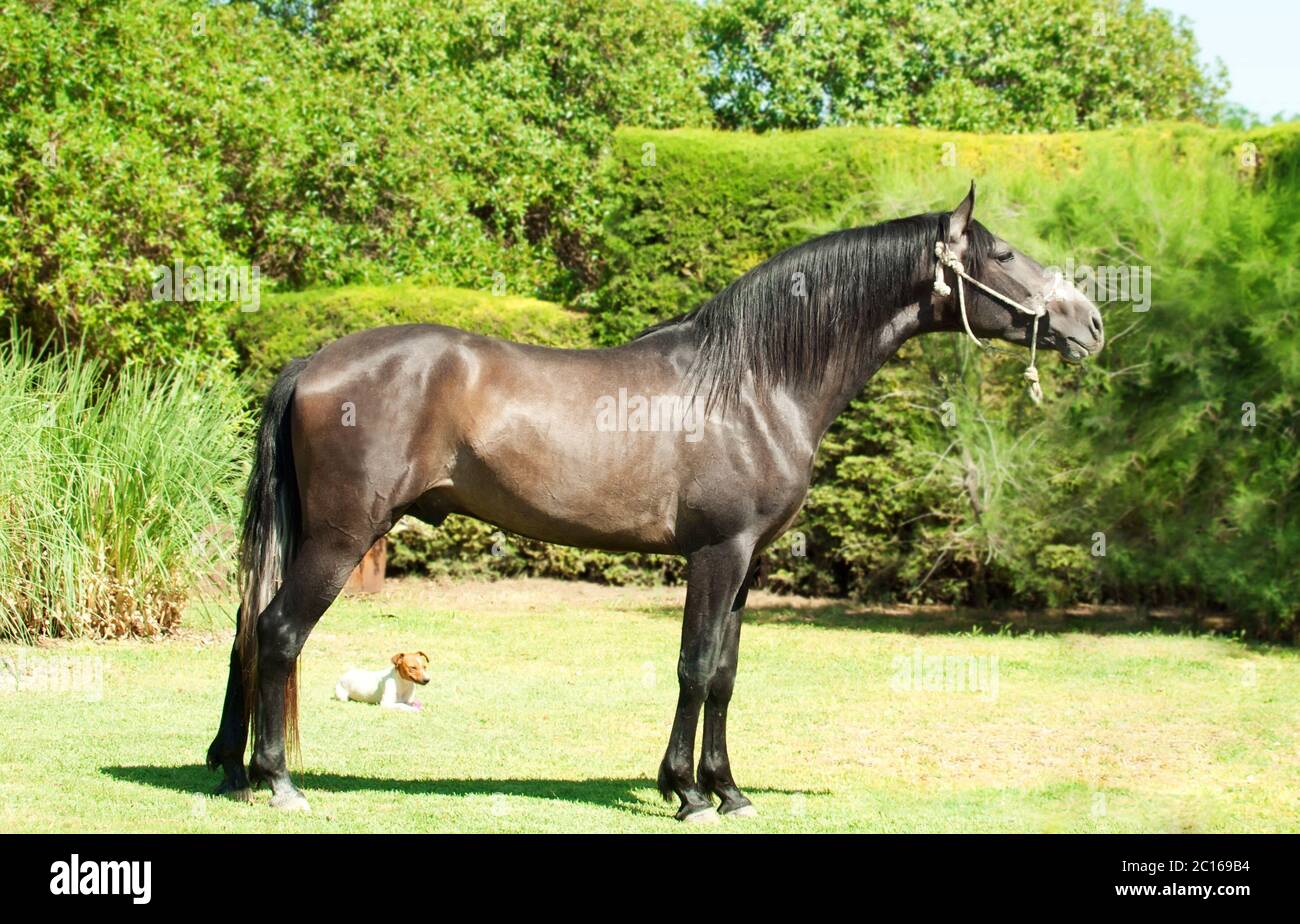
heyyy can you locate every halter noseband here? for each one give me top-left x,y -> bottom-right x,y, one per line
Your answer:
933,240 -> 1046,405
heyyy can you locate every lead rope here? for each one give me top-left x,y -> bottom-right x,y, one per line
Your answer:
933,240 -> 1045,405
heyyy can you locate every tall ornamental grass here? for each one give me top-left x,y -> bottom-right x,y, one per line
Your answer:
0,343 -> 247,641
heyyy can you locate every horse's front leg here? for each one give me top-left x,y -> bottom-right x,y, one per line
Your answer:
697,562 -> 758,817
657,539 -> 753,822
206,605 -> 252,800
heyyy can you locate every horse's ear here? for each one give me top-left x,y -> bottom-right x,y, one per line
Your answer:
947,181 -> 976,243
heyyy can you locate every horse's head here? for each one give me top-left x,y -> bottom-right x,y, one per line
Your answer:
936,183 -> 1104,363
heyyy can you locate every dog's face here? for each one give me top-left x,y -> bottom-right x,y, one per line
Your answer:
391,651 -> 430,685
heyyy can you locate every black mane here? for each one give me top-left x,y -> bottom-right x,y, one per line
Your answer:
637,211 -> 998,407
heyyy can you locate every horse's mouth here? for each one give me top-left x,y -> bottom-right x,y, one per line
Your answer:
1061,336 -> 1094,363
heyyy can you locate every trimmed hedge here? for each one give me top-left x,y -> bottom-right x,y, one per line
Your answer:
387,517 -> 683,588
239,123 -> 1300,635
234,282 -> 592,393
593,123 -> 1300,341
590,122 -> 1300,634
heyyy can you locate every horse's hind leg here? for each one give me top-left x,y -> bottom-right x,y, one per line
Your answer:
206,606 -> 252,799
247,532 -> 371,811
697,560 -> 759,817
657,539 -> 754,822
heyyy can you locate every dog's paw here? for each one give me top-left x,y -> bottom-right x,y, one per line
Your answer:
410,700 -> 423,709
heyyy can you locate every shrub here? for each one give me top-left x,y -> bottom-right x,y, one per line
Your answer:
0,340 -> 247,641
0,0 -> 707,370
235,282 -> 593,392
698,0 -> 1226,132
387,518 -> 683,587
0,0 -> 331,367
593,122 -> 1300,635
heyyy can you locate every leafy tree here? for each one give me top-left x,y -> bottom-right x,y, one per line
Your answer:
698,0 -> 1227,132
315,0 -> 710,302
0,0 -> 707,367
0,1 -> 345,364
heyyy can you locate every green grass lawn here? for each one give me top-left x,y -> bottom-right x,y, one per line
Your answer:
1,578 -> 1297,833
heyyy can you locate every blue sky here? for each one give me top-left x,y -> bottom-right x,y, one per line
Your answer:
1156,0 -> 1298,118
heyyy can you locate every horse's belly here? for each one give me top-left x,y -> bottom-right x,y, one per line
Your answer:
443,429 -> 685,554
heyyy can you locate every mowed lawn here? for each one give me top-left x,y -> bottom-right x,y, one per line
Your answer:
1,578 -> 1297,833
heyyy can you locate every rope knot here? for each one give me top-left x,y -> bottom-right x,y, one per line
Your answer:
1023,365 -> 1043,405
934,240 -> 964,273
933,241 -> 959,297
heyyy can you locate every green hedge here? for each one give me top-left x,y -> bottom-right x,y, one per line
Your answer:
234,282 -> 592,393
591,122 -> 1300,635
387,517 -> 683,588
240,123 -> 1300,636
594,123 -> 1300,340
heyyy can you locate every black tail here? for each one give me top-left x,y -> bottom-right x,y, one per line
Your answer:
238,357 -> 309,760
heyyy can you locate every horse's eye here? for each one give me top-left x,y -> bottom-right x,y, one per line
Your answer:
994,251 -> 1014,264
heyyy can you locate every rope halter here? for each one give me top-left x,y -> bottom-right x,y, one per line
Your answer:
933,240 -> 1048,405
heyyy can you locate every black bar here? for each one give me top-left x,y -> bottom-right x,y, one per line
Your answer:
0,833 -> 1287,908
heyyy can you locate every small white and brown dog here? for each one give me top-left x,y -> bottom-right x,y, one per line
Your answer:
334,651 -> 430,712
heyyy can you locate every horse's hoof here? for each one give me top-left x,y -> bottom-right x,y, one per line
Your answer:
679,806 -> 719,824
721,802 -> 757,818
269,791 -> 311,813
214,779 -> 253,802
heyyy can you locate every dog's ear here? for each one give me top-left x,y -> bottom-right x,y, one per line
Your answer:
391,652 -> 403,666
416,651 -> 429,664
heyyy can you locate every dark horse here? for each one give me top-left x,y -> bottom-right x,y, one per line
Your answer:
207,184 -> 1103,821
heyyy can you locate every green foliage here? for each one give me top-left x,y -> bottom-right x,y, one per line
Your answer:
387,517 -> 682,587
2,0 -> 1294,634
235,282 -> 592,392
1036,125 -> 1300,634
595,123 -> 1300,634
0,340 -> 247,640
698,0 -> 1227,132
0,1 -> 288,365
315,0 -> 710,304
0,0 -> 1234,372
592,125 -> 1097,342
0,0 -> 705,369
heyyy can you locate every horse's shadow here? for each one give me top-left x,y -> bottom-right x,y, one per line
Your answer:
103,765 -> 810,816
704,601 -> 1229,637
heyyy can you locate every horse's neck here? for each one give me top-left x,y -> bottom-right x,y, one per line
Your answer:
796,299 -> 926,441
631,286 -> 928,443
